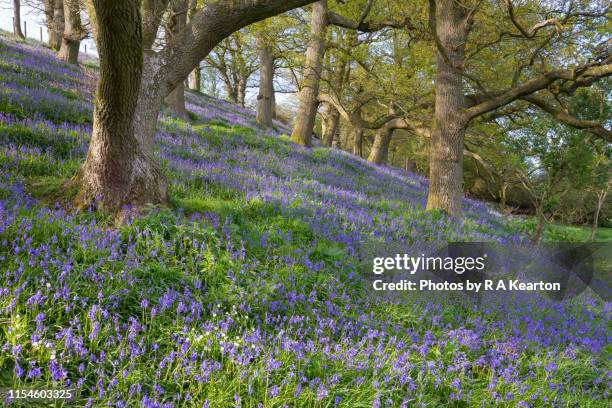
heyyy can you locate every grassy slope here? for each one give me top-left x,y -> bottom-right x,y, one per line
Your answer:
0,33 -> 610,407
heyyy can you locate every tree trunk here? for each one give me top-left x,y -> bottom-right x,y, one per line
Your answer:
323,32 -> 348,147
45,0 -> 65,50
331,126 -> 341,148
163,0 -> 188,117
425,0 -> 469,217
589,189 -> 608,241
185,0 -> 200,91
43,0 -> 54,44
368,126 -> 393,165
225,82 -> 239,104
188,66 -> 201,91
405,158 -> 416,172
165,83 -> 188,119
58,0 -> 82,64
500,182 -> 508,211
237,77 -> 247,107
13,0 -> 25,39
73,0 -> 167,215
272,91 -> 277,119
291,0 -> 328,147
321,102 -> 339,146
256,37 -> 274,127
53,0 -> 65,49
531,210 -> 546,245
352,128 -> 363,157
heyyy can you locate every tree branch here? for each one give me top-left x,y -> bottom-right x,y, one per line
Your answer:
463,62 -> 612,120
520,95 -> 612,142
327,10 -> 413,32
154,0 -> 318,99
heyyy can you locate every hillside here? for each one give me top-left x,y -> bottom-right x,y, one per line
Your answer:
0,34 -> 609,407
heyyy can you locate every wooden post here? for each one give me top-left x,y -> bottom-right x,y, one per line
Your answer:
84,44 -> 87,54
24,21 -> 27,38
40,27 -> 43,42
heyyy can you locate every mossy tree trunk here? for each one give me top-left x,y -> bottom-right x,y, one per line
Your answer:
321,102 -> 339,147
291,0 -> 328,147
368,126 -> 393,165
74,0 -> 167,215
186,0 -> 201,91
58,0 -> 83,64
43,0 -> 65,50
163,0 -> 189,119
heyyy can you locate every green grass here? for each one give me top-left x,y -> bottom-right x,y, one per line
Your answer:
521,218 -> 612,242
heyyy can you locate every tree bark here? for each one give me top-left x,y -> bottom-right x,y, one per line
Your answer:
368,125 -> 393,165
531,209 -> 546,245
500,182 -> 508,210
425,0 -> 469,217
58,0 -> 82,64
331,126 -> 341,148
291,0 -> 328,147
323,31 -> 350,147
45,0 -> 65,50
163,0 -> 189,118
188,66 -> 201,91
256,37 -> 274,127
224,81 -> 239,104
185,0 -> 200,91
13,0 -> 25,39
237,77 -> 247,107
272,90 -> 277,119
73,0 -> 167,215
590,188 -> 608,241
141,0 -> 170,50
321,102 -> 340,146
165,83 -> 188,119
352,128 -> 363,157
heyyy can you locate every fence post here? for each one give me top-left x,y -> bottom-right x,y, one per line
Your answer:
24,21 -> 27,39
40,27 -> 43,42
